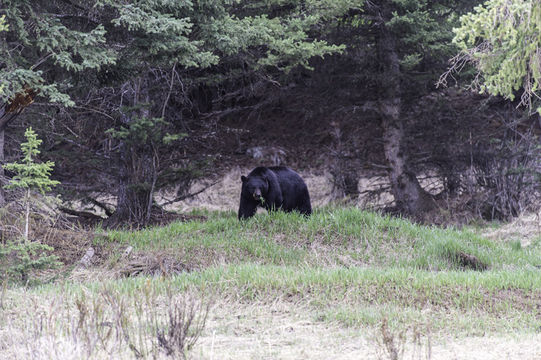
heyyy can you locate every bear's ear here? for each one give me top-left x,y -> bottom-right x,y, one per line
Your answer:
241,175 -> 247,183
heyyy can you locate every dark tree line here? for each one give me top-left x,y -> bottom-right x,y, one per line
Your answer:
1,0 -> 540,226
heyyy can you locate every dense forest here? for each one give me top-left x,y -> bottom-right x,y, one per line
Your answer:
1,0 -> 540,228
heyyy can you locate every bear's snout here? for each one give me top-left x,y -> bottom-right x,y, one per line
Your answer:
253,189 -> 262,200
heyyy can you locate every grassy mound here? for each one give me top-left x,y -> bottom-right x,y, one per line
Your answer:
104,207 -> 540,272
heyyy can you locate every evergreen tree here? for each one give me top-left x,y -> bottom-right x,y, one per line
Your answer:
1,1 -> 344,225
0,0 -> 485,222
3,127 -> 60,241
86,0 -> 345,226
0,1 -> 115,206
451,0 -> 541,113
320,0 -> 478,215
363,0 -> 473,215
0,1 -> 115,107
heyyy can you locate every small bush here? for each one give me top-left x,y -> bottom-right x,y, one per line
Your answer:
156,293 -> 212,359
375,318 -> 432,360
0,239 -> 60,283
67,288 -> 212,359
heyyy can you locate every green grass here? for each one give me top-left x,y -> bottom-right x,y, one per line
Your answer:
4,206 -> 541,357
17,263 -> 541,334
103,207 -> 541,271
101,207 -> 541,332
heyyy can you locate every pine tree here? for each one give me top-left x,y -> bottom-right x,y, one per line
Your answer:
0,1 -> 115,108
3,127 -> 60,241
451,0 -> 541,113
2,1 -> 346,226
1,127 -> 60,283
0,1 -> 116,206
307,0 -> 477,215
89,0 -> 345,226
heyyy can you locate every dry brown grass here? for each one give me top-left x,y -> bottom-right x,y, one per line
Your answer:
374,318 -> 432,360
0,286 -> 212,359
117,251 -> 193,278
484,212 -> 541,247
2,282 -> 541,360
192,300 -> 541,360
67,250 -> 197,283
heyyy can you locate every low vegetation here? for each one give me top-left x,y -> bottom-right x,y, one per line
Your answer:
1,208 -> 541,358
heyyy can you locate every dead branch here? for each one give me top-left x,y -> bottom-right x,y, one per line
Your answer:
58,206 -> 105,220
160,181 -> 219,206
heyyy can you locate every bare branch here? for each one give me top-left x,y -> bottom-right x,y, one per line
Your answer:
160,181 -> 219,206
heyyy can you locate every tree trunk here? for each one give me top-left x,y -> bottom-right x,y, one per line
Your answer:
329,122 -> 360,200
106,78 -> 157,228
376,14 -> 434,215
24,188 -> 30,242
109,141 -> 155,227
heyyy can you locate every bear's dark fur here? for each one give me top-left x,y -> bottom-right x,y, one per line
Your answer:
238,166 -> 312,219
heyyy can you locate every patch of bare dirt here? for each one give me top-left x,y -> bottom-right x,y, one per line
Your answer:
64,248 -> 198,282
147,207 -> 207,227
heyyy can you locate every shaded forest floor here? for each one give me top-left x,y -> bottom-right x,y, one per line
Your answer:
2,208 -> 541,359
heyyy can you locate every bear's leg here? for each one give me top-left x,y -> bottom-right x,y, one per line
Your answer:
298,203 -> 312,216
264,191 -> 283,214
238,201 -> 258,220
297,193 -> 312,216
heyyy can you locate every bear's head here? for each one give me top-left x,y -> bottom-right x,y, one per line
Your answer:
241,175 -> 268,203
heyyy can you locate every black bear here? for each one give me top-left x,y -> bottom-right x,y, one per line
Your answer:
238,166 -> 312,219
